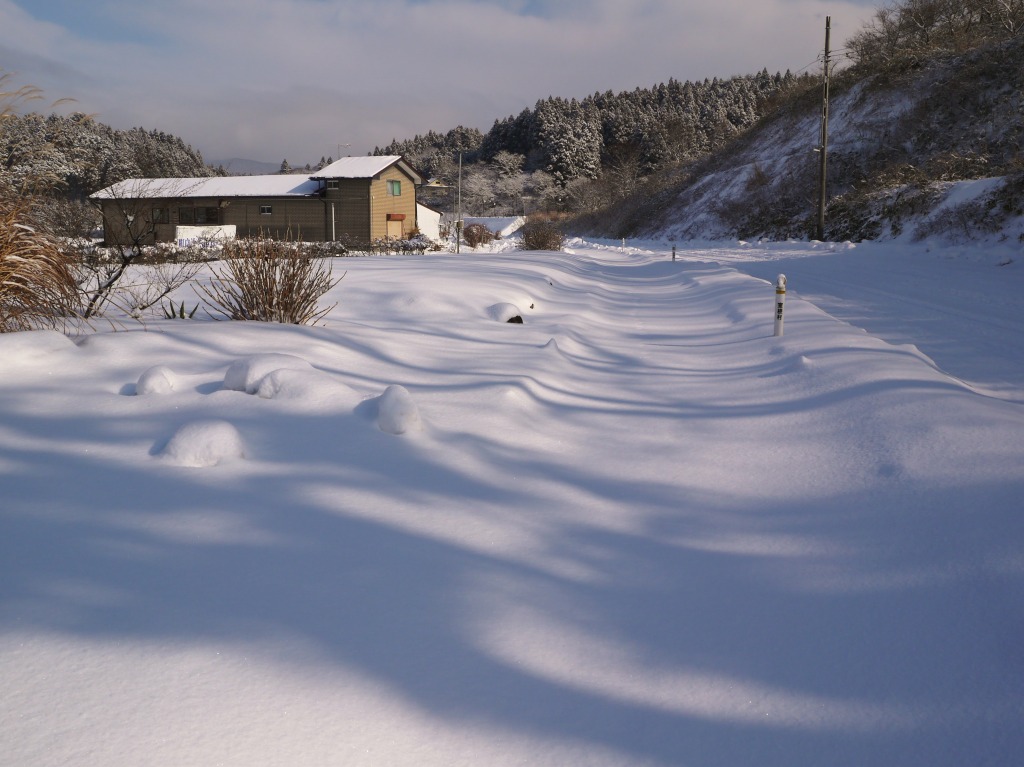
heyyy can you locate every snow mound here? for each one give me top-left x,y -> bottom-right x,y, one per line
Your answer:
224,354 -> 313,394
257,368 -> 361,408
541,337 -> 566,357
0,329 -> 77,361
159,420 -> 247,467
761,354 -> 816,378
486,302 -> 524,323
136,365 -> 178,395
376,384 -> 421,435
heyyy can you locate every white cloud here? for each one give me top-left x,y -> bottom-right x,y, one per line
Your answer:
1,0 -> 877,164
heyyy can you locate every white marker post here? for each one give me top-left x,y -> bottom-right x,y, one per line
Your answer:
774,274 -> 787,337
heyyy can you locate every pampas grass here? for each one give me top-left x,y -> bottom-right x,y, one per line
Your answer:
1,73 -> 81,331
0,197 -> 81,332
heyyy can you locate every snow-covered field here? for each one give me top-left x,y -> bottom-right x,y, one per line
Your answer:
2,240 -> 1022,766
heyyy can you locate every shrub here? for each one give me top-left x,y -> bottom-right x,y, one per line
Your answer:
848,0 -> 1024,74
112,260 -> 205,318
462,223 -> 496,248
302,240 -> 350,259
0,195 -> 80,332
520,217 -> 565,251
334,235 -> 429,255
198,236 -> 343,325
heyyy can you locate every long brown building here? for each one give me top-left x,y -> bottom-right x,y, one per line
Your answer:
91,156 -> 425,246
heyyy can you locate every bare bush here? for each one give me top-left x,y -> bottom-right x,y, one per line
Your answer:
111,261 -> 204,318
462,223 -> 496,248
712,155 -> 818,240
849,0 -> 1024,73
914,172 -> 1024,241
520,217 -> 565,251
198,236 -> 343,325
72,242 -> 208,319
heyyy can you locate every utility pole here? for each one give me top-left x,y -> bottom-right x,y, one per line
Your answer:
816,15 -> 831,241
456,151 -> 463,254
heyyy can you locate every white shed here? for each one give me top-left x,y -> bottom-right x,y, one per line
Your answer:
417,203 -> 442,242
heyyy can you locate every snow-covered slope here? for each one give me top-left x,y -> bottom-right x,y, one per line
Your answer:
646,37 -> 1024,245
2,242 -> 1022,766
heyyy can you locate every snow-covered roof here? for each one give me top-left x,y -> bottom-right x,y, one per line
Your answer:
311,156 -> 401,179
91,175 -> 320,200
91,156 -> 426,200
311,155 -> 425,184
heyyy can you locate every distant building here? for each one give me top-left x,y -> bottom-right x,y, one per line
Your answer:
91,156 -> 425,246
416,202 -> 443,242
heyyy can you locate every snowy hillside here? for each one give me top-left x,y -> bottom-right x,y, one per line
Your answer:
643,35 -> 1024,245
2,241 -> 1022,766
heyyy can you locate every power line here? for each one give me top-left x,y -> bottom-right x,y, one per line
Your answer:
792,57 -> 824,75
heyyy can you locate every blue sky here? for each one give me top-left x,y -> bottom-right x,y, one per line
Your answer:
0,0 -> 878,166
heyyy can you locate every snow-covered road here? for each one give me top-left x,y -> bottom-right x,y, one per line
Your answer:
660,239 -> 1024,402
2,242 -> 1022,766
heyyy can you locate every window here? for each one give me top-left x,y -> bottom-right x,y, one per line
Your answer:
260,205 -> 273,215
150,207 -> 169,224
178,206 -> 219,225
386,179 -> 401,196
326,180 -> 339,190
195,207 -> 218,225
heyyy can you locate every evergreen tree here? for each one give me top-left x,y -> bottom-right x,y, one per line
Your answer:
360,68 -> 795,207
533,98 -> 602,186
0,111 -> 218,197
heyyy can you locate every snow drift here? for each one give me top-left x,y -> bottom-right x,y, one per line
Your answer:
1,242 -> 1022,767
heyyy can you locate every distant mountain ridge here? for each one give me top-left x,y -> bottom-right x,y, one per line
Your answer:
212,158 -> 287,176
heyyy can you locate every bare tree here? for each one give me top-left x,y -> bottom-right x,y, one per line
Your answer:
79,178 -> 203,318
849,0 -> 1024,71
28,197 -> 100,241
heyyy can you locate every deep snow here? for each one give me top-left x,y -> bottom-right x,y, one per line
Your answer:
1,240 -> 1022,766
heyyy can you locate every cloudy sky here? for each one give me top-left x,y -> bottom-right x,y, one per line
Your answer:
1,0 -> 878,167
